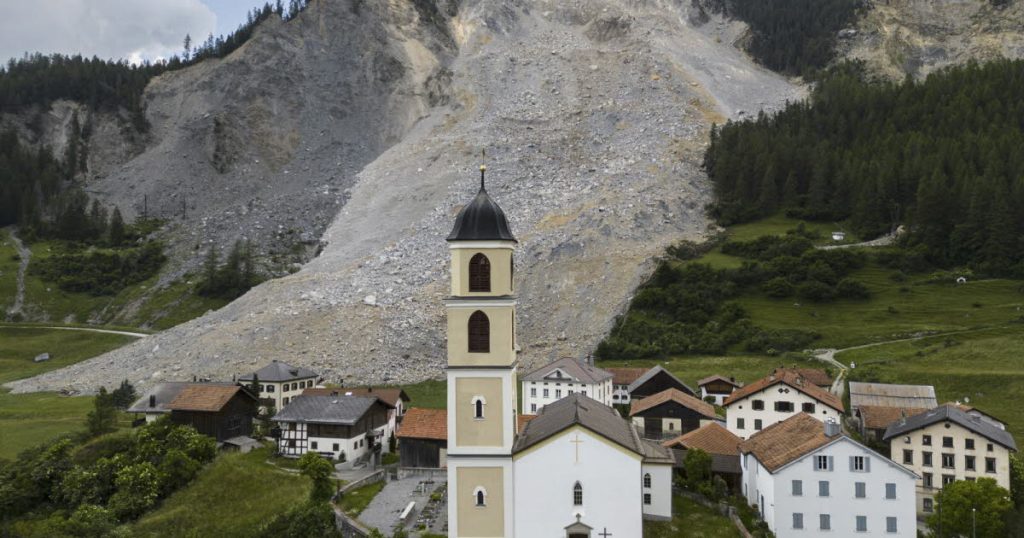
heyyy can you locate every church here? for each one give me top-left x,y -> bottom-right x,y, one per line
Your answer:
445,166 -> 674,538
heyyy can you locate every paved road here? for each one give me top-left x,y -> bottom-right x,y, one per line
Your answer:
0,325 -> 149,338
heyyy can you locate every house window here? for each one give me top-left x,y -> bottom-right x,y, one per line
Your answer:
543,389 -> 550,398
737,418 -> 745,430
942,454 -> 955,469
792,513 -> 804,529
802,403 -> 816,414
792,480 -> 803,496
468,311 -> 490,353
942,436 -> 954,448
333,443 -> 339,451
530,388 -> 536,397
942,474 -> 955,485
856,515 -> 867,532
469,253 -> 491,292
819,514 -> 831,530
923,452 -> 933,467
852,456 -> 866,471
754,419 -> 763,431
267,385 -> 275,393
288,440 -> 296,448
555,390 -> 562,398
259,384 -> 265,392
903,449 -> 913,465
643,493 -> 651,505
923,435 -> 932,446
966,438 -> 975,450
530,404 -> 537,412
311,441 -> 318,450
818,481 -> 829,497
923,498 -> 934,512
854,482 -> 866,498
752,400 -> 764,410
667,423 -> 674,431
283,397 -> 289,405
815,455 -> 830,471
886,517 -> 897,534
474,487 -> 487,507
885,483 -> 897,499
775,401 -> 794,412
573,482 -> 583,505
923,473 -> 933,488
986,457 -> 997,473
643,473 -> 652,488
966,455 -> 976,471
988,443 -> 994,452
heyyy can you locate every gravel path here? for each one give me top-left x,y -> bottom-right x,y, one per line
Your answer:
0,325 -> 149,338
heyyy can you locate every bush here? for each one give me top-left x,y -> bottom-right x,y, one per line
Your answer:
63,504 -> 117,538
797,280 -> 836,302
32,241 -> 166,296
836,278 -> 870,299
762,276 -> 794,298
258,500 -> 343,538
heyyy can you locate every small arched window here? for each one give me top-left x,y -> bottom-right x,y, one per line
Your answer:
643,473 -> 652,488
469,253 -> 491,292
573,482 -> 583,505
468,310 -> 490,353
472,396 -> 486,419
473,486 -> 487,507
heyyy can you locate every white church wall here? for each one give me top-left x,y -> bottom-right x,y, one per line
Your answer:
641,463 -> 673,520
513,425 -> 643,538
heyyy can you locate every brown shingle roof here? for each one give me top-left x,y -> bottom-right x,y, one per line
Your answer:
517,414 -> 536,432
858,405 -> 929,431
662,423 -> 741,456
397,408 -> 447,441
723,369 -> 844,412
739,413 -> 836,472
696,375 -> 742,388
303,387 -> 406,407
605,367 -> 649,386
629,388 -> 718,419
167,385 -> 251,412
789,368 -> 832,387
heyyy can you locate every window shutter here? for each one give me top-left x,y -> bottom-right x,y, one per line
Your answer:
849,456 -> 855,471
828,456 -> 834,471
865,457 -> 871,472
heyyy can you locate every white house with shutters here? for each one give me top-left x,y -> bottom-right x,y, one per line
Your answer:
520,356 -> 614,413
239,360 -> 320,411
740,414 -> 918,537
724,368 -> 845,439
272,394 -> 393,462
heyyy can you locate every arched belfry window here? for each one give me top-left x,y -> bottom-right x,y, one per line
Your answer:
472,395 -> 486,419
469,253 -> 491,292
473,486 -> 487,507
468,311 -> 490,353
573,482 -> 583,505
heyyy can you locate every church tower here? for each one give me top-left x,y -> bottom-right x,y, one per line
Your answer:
446,164 -> 518,538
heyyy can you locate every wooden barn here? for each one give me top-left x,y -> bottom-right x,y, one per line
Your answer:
630,388 -> 720,440
397,407 -> 448,468
663,422 -> 743,492
628,366 -> 695,399
166,384 -> 259,442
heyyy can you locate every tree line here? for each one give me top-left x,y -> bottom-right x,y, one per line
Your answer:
706,59 -> 1024,276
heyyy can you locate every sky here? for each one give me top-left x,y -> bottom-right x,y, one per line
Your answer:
0,0 -> 270,65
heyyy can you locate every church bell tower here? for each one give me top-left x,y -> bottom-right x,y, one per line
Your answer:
446,163 -> 518,538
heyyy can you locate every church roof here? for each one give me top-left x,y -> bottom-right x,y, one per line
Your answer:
239,360 -> 319,382
521,357 -> 613,384
447,185 -> 517,242
629,388 -> 718,419
512,393 -> 674,464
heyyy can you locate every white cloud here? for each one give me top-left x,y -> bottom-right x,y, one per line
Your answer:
0,0 -> 217,65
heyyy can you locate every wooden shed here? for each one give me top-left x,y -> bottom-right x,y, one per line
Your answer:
166,384 -> 259,441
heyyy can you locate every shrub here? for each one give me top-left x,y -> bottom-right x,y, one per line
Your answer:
762,276 -> 794,298
836,278 -> 870,299
63,504 -> 117,538
797,280 -> 836,302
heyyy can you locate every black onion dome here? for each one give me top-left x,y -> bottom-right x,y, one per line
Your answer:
447,186 -> 517,242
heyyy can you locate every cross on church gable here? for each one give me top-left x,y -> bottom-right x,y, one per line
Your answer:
570,432 -> 584,463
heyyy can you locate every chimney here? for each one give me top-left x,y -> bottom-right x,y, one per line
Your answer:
824,419 -> 841,437
149,394 -> 156,408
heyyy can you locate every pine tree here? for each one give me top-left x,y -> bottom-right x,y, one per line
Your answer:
108,207 -> 126,246
86,387 -> 118,437
183,34 -> 193,62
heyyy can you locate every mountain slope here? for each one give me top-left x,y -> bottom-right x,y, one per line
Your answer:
8,0 -> 804,392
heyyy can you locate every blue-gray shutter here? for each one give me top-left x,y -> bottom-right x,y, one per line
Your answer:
849,456 -> 855,471
828,456 -> 834,471
865,457 -> 871,472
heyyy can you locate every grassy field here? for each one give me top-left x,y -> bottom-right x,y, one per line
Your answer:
0,325 -> 138,459
126,446 -> 310,537
644,496 -> 742,538
339,480 -> 386,517
840,326 -> 1024,441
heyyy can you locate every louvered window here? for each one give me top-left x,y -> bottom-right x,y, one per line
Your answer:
468,311 -> 490,353
469,253 -> 491,292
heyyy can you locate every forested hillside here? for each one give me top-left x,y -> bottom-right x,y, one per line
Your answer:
707,60 -> 1024,275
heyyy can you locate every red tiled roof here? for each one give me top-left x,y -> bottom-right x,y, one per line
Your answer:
662,423 -> 741,456
167,385 -> 251,412
397,408 -> 447,441
858,405 -> 929,430
739,413 -> 835,472
697,375 -> 742,388
723,369 -> 844,412
518,414 -> 536,432
629,388 -> 717,419
789,368 -> 832,387
605,367 -> 649,386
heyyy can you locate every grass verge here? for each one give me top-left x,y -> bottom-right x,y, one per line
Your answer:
339,480 -> 386,517
644,495 -> 742,538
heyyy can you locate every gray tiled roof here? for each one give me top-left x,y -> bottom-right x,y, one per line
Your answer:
628,365 -> 695,394
239,360 -> 318,382
849,382 -> 938,409
521,357 -> 613,384
883,403 -> 1017,451
127,382 -> 236,414
272,395 -> 381,425
512,393 -> 674,463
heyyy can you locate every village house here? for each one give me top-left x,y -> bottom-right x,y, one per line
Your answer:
663,422 -> 743,492
165,384 -> 260,442
304,386 -> 409,450
741,414 -> 918,537
520,356 -> 614,413
849,382 -> 938,442
697,375 -> 743,406
273,394 -> 393,462
397,407 -> 448,468
238,360 -> 320,411
629,387 -> 720,440
127,381 -> 231,423
628,365 -> 696,399
724,368 -> 844,440
786,367 -> 833,391
883,403 -> 1018,516
605,367 -> 648,405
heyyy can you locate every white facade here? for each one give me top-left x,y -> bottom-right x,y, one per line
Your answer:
276,421 -> 384,462
743,437 -> 918,537
727,387 -> 842,440
641,462 -> 673,520
700,386 -> 734,406
255,377 -> 318,412
521,377 -> 613,414
611,384 -> 632,405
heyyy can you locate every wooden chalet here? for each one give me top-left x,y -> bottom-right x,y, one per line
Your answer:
628,365 -> 695,399
696,375 -> 742,406
166,384 -> 259,442
629,388 -> 719,440
663,422 -> 742,492
397,407 -> 448,468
